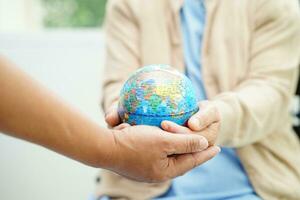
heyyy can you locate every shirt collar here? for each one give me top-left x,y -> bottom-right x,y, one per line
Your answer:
170,0 -> 184,13
170,0 -> 211,12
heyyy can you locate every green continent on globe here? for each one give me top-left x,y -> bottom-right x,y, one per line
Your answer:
118,65 -> 198,127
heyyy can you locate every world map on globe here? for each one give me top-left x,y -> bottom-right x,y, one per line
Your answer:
118,65 -> 199,127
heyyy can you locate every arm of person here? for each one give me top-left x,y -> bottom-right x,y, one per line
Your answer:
210,0 -> 300,147
0,56 -> 220,182
164,0 -> 300,148
101,0 -> 141,112
102,1 -> 221,147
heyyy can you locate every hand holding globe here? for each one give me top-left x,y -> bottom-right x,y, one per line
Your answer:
118,65 -> 199,127
105,65 -> 220,146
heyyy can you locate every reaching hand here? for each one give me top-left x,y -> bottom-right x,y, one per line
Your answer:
103,101 -> 220,182
107,125 -> 220,182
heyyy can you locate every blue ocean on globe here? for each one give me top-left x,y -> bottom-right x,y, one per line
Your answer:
118,65 -> 198,127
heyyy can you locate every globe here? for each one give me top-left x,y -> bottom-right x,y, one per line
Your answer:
118,65 -> 199,127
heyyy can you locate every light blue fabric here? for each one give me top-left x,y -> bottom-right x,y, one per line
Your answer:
181,0 -> 207,101
155,0 -> 260,199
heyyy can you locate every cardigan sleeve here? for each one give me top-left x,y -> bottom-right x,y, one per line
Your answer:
214,0 -> 300,147
101,0 -> 141,112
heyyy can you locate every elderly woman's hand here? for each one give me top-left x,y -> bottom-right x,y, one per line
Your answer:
105,101 -> 221,146
161,101 -> 221,146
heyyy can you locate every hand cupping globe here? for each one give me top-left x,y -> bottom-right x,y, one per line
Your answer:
118,65 -> 198,127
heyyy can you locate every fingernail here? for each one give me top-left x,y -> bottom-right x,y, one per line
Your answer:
161,121 -> 168,129
214,146 -> 221,153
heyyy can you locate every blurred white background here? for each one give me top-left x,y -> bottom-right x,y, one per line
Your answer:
0,0 -> 107,200
0,1 -> 299,200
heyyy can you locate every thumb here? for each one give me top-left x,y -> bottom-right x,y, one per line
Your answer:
164,133 -> 208,155
188,102 -> 219,131
161,120 -> 192,134
105,103 -> 120,127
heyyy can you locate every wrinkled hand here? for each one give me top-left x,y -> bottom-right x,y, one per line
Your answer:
104,101 -> 220,182
162,101 -> 221,146
107,125 -> 220,182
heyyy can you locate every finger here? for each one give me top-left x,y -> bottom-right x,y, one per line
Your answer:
105,105 -> 121,127
164,133 -> 208,155
105,111 -> 120,127
113,123 -> 131,130
198,122 -> 220,146
168,146 -> 221,178
161,121 -> 192,134
188,103 -> 220,132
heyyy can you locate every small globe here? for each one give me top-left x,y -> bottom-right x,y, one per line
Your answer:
118,65 -> 198,127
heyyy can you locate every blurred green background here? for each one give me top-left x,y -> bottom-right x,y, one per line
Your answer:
42,0 -> 107,28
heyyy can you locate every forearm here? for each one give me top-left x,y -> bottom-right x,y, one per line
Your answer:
213,72 -> 299,147
212,68 -> 299,147
0,57 -> 220,182
0,57 -> 114,168
213,1 -> 300,147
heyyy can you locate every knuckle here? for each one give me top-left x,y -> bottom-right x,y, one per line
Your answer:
186,138 -> 199,152
185,139 -> 192,153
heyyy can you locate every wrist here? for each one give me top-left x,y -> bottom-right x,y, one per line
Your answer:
94,129 -> 120,170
